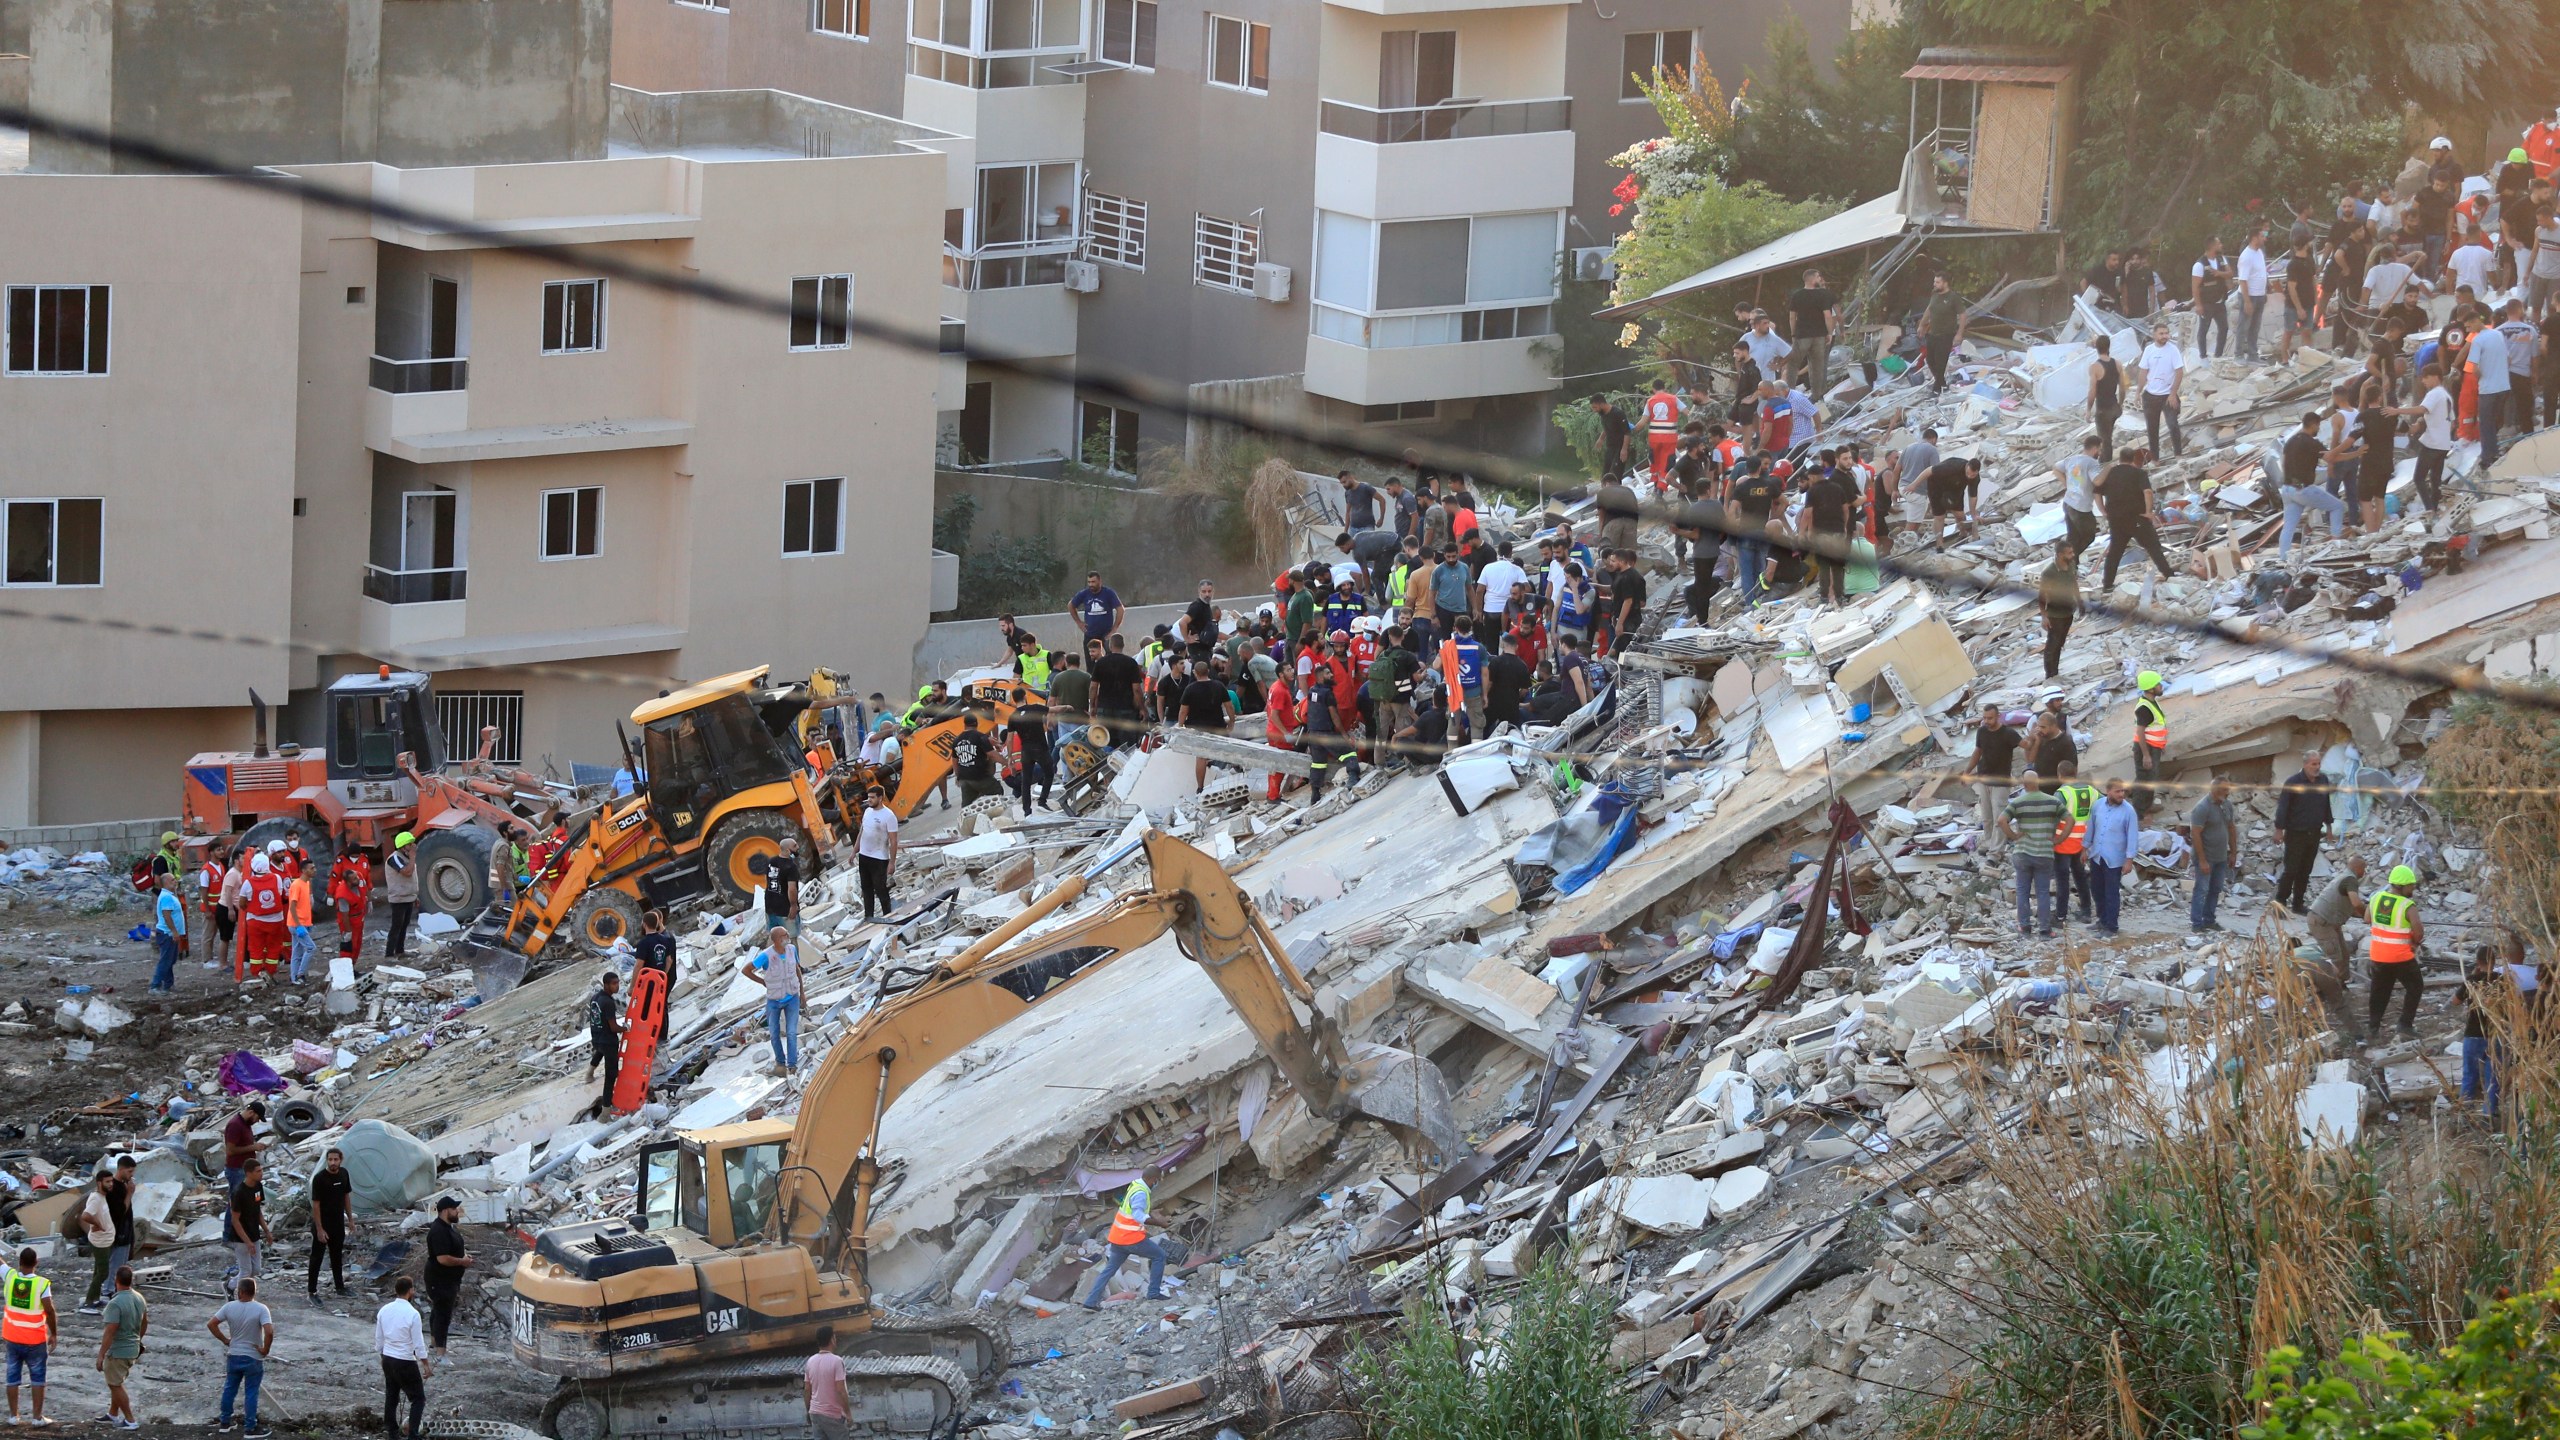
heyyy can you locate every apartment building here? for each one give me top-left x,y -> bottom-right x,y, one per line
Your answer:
0,0 -> 956,825
608,0 -> 1849,467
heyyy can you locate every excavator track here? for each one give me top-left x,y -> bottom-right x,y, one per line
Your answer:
867,1302 -> 1012,1383
541,1353 -> 970,1440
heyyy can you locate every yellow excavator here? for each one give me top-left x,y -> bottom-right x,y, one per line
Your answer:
508,830 -> 1459,1439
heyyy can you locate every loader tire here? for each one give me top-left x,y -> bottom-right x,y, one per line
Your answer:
705,811 -> 797,910
563,887 -> 643,955
416,825 -> 496,918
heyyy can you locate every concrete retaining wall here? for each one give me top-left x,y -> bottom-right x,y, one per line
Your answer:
932,468 -> 1262,614
0,815 -> 177,857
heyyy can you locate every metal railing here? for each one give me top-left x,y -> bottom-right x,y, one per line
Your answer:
363,564 -> 468,605
942,237 -> 1077,291
1318,97 -> 1569,144
369,354 -> 468,394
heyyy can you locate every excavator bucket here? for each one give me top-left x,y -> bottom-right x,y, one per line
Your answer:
454,915 -> 529,999
1339,1042 -> 1465,1162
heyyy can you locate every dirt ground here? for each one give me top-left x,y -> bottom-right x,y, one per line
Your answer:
0,891 -> 553,1439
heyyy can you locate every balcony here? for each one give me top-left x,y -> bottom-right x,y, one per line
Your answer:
1322,0 -> 1562,12
1317,97 -> 1568,145
362,565 -> 467,605
1304,326 -> 1557,407
1312,105 -> 1574,221
369,355 -> 468,393
943,239 -> 1076,291
1312,301 -> 1554,349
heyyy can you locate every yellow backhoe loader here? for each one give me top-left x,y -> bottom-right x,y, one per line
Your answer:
507,830 -> 1459,1439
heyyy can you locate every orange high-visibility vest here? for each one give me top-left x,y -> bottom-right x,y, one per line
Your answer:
2368,891 -> 2416,965
2136,696 -> 2168,750
1106,1178 -> 1151,1245
1,1272 -> 49,1344
2055,783 -> 2095,856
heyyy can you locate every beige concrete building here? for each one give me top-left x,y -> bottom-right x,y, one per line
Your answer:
609,0 -> 1849,465
0,3 -> 959,825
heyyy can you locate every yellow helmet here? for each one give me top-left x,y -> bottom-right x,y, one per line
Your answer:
2389,864 -> 2417,886
2137,670 -> 2163,690
394,831 -> 416,848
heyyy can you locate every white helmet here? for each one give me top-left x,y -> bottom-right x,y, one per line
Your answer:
249,854 -> 272,875
265,838 -> 286,854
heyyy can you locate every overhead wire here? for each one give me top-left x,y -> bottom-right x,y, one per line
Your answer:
1,98 -> 2557,726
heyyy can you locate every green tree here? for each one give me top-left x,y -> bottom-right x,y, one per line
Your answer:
2247,1273 -> 2560,1440
1728,14 -> 1926,205
1351,1254 -> 1638,1440
1939,0 -> 2552,258
1608,179 -> 1841,359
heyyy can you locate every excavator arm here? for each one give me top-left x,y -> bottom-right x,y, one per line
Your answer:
777,829 -> 1457,1273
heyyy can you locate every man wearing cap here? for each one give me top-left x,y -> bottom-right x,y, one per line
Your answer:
382,832 -> 418,960
2131,672 -> 2169,815
2369,864 -> 2427,1039
423,1196 -> 474,1357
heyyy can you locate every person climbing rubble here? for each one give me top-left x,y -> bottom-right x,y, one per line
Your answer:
1080,1166 -> 1169,1311
2130,671 -> 2170,815
2368,864 -> 2427,1039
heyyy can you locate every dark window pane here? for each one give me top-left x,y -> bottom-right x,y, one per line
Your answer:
5,501 -> 52,584
5,289 -> 29,374
1133,0 -> 1155,66
783,482 -> 813,553
574,489 -> 600,555
821,277 -> 850,346
1248,23 -> 1268,90
790,277 -> 820,348
545,490 -> 574,557
544,283 -> 565,351
1214,18 -> 1240,85
56,499 -> 101,585
86,287 -> 108,373
811,477 -> 842,553
1621,33 -> 1651,99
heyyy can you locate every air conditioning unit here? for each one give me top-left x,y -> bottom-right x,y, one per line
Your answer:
1572,246 -> 1618,283
1251,262 -> 1293,303
1062,260 -> 1101,293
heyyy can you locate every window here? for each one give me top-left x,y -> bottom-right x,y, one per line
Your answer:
2,498 -> 103,587
1360,211 -> 1559,310
814,0 -> 869,36
541,486 -> 602,560
1378,30 -> 1455,108
782,477 -> 844,556
435,691 -> 525,765
910,0 -> 1083,87
4,286 -> 109,376
1194,213 -> 1261,293
1206,15 -> 1269,93
1100,0 -> 1156,67
541,279 -> 607,354
790,274 -> 853,350
1622,30 -> 1695,100
974,163 -> 1079,247
676,0 -> 729,9
1363,400 -> 1438,423
1079,401 -> 1139,474
1084,192 -> 1148,270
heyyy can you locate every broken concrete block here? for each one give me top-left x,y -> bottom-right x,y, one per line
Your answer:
2296,1080 -> 2363,1149
1480,1229 -> 1534,1278
1743,1049 -> 1795,1083
1884,1085 -> 1969,1140
1879,979 -> 1971,1035
956,1195 -> 1061,1303
1614,1175 -> 1714,1235
1708,1165 -> 1773,1221
1112,1374 -> 1213,1421
1610,1320 -> 1694,1368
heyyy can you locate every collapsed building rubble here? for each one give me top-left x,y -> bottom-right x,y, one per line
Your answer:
4,324 -> 2559,1437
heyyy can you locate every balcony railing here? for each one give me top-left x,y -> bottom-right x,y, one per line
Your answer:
363,564 -> 468,605
1318,97 -> 1570,144
943,238 -> 1077,290
369,355 -> 469,394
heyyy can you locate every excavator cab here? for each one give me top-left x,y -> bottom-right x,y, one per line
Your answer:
326,670 -> 447,782
638,694 -> 797,842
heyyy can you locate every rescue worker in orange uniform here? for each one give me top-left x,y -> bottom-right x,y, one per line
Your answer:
1079,1168 -> 1168,1310
1643,378 -> 1683,481
2051,761 -> 2098,927
2367,865 -> 2426,1039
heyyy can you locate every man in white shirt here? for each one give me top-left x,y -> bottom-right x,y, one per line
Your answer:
854,786 -> 900,923
2472,316 -> 2514,467
2137,322 -> 2186,458
2446,233 -> 2496,299
2363,251 -> 2418,311
1475,543 -> 1529,621
2393,363 -> 2457,523
376,1277 -> 431,1440
2237,230 -> 2272,362
2057,434 -> 2103,557
1742,312 -> 1792,380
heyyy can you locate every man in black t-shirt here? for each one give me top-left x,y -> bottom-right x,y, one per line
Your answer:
1728,464 -> 1782,606
424,1196 -> 472,1355
1179,583 -> 1219,660
308,1147 -> 352,1301
1924,455 -> 1981,545
1603,551 -> 1647,655
1008,702 -> 1055,810
1784,267 -> 1840,392
1799,467 -> 1854,604
2097,449 -> 2174,591
948,714 -> 998,805
761,837 -> 799,936
1484,634 -> 1533,733
1089,635 -> 1146,743
1674,489 -> 1725,619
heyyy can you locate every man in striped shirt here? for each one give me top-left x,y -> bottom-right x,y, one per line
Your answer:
2004,769 -> 2067,937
